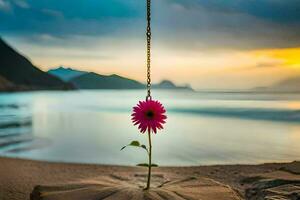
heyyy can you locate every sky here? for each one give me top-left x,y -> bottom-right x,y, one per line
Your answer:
0,0 -> 300,90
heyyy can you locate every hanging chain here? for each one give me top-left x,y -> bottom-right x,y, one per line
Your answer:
146,0 -> 152,100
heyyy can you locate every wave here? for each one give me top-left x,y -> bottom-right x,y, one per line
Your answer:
169,107 -> 300,123
80,104 -> 300,123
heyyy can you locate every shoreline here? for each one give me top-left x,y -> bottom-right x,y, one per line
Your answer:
1,157 -> 300,200
3,155 -> 297,167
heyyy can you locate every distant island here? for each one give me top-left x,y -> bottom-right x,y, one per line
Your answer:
48,67 -> 193,90
253,76 -> 300,93
0,37 -> 192,92
269,77 -> 300,92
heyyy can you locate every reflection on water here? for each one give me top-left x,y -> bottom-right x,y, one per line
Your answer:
286,102 -> 300,110
0,90 -> 300,166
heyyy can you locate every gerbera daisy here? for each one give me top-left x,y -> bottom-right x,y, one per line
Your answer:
131,99 -> 167,133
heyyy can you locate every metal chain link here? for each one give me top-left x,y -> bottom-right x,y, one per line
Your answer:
146,0 -> 152,100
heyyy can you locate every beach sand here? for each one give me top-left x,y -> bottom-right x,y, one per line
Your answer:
1,157 -> 300,200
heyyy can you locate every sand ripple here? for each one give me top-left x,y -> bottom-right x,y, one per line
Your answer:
30,173 -> 240,200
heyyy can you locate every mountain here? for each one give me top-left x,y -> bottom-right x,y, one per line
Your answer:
272,77 -> 300,92
48,67 -> 87,81
48,67 -> 193,90
0,38 -> 74,91
70,72 -> 145,89
153,80 -> 192,90
253,76 -> 300,92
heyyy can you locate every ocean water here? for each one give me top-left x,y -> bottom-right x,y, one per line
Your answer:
0,90 -> 300,166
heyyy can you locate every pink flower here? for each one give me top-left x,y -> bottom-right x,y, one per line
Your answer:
131,99 -> 167,133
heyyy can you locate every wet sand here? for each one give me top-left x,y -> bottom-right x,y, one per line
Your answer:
1,157 -> 300,200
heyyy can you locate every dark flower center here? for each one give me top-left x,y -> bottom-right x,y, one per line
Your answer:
145,110 -> 155,119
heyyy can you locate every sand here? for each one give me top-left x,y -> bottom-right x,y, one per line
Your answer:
1,157 -> 300,200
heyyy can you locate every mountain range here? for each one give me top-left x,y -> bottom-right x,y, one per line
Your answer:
0,38 -> 74,91
254,77 -> 300,92
48,67 -> 193,90
70,72 -> 144,89
48,67 -> 86,81
271,77 -> 300,92
0,37 -> 191,92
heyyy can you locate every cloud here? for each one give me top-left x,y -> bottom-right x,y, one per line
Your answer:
41,9 -> 63,18
154,0 -> 300,50
13,0 -> 29,9
252,48 -> 300,69
0,0 -> 144,38
0,0 -> 11,11
255,61 -> 282,68
0,0 -> 300,51
168,0 -> 300,24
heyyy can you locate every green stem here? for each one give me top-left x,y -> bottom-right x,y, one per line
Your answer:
145,129 -> 152,190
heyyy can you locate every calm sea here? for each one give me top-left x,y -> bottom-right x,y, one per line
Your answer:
0,90 -> 300,166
